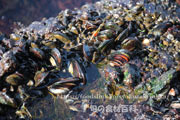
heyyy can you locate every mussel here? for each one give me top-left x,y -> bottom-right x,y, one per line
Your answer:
53,32 -> 71,44
5,73 -> 24,86
48,77 -> 80,94
82,44 -> 95,62
121,37 -> 141,51
29,47 -> 45,60
49,48 -> 62,69
68,59 -> 86,85
108,49 -> 130,67
34,70 -> 49,87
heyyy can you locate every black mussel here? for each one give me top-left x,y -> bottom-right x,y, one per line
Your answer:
5,73 -> 24,86
50,48 -> 62,69
34,70 -> 49,87
97,39 -> 114,54
69,26 -> 79,35
68,59 -> 86,85
53,32 -> 71,44
97,29 -> 115,41
121,37 -> 141,51
50,77 -> 80,87
82,44 -> 95,62
115,21 -> 133,43
29,47 -> 45,60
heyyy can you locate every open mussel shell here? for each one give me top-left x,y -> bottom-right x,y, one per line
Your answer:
49,48 -> 62,69
34,70 -> 49,87
68,59 -> 86,85
29,47 -> 45,60
49,77 -> 80,87
48,77 -> 80,94
5,73 -> 24,86
108,49 -> 130,67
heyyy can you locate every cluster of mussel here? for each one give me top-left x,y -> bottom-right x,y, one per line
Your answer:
0,31 -> 89,118
0,0 -> 180,119
99,0 -> 180,118
0,4 -> 133,118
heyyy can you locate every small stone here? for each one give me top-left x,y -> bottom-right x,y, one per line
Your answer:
163,40 -> 169,46
171,103 -> 180,109
142,38 -> 150,46
167,33 -> 174,40
169,88 -> 175,96
27,80 -> 34,86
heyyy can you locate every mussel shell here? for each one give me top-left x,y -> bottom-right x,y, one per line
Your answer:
98,39 -> 114,53
115,21 -> 133,43
34,71 -> 49,87
108,49 -> 130,67
68,59 -> 86,85
29,47 -> 45,60
83,44 -> 94,61
97,29 -> 114,41
121,37 -> 141,51
53,32 -> 71,44
5,73 -> 24,86
49,77 -> 80,88
97,34 -> 109,41
50,48 -> 62,69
